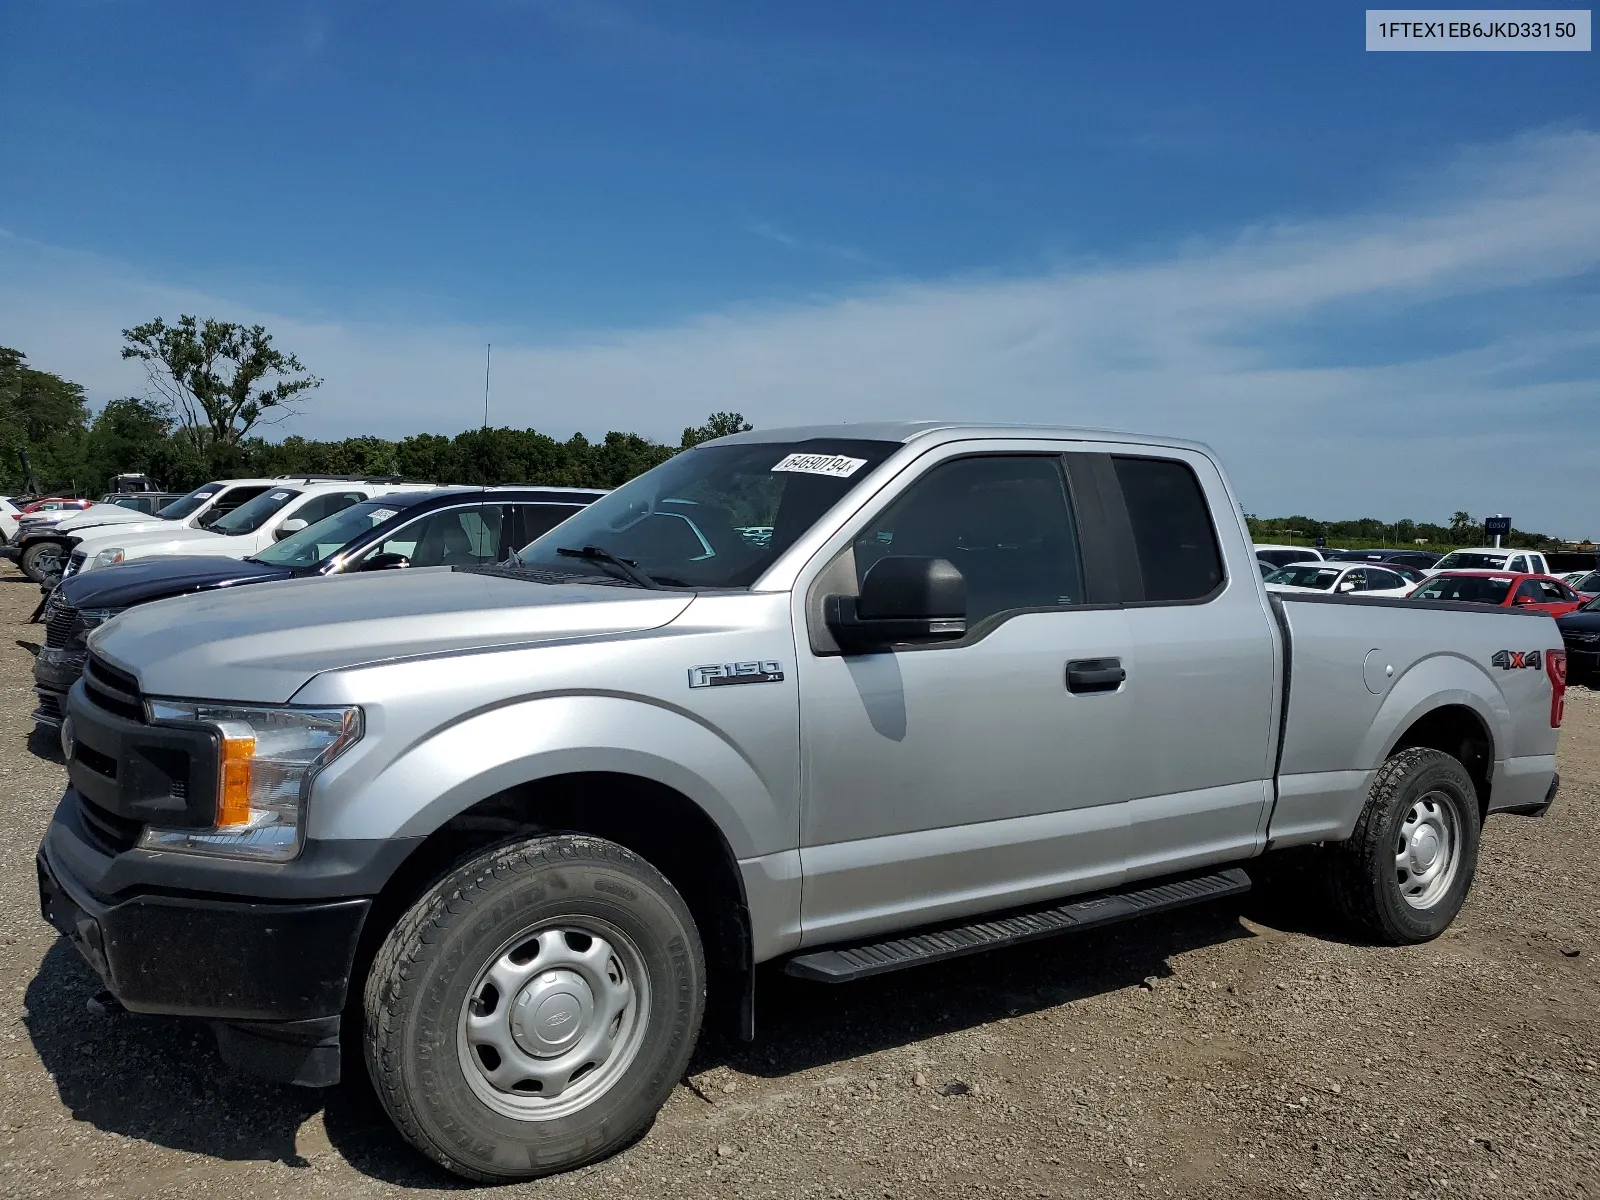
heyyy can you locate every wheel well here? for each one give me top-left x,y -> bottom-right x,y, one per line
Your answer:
352,772 -> 753,1038
1390,705 -> 1493,814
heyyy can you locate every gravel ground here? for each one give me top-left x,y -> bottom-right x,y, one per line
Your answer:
1,564 -> 1596,1199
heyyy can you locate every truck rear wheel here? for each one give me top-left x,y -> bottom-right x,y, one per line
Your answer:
1327,747 -> 1481,944
362,833 -> 705,1182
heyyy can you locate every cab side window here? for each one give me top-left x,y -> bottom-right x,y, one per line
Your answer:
853,456 -> 1085,626
1538,579 -> 1569,602
1111,456 -> 1224,602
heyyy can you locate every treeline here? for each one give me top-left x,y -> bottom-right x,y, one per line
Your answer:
0,346 -> 743,496
1246,514 -> 1564,552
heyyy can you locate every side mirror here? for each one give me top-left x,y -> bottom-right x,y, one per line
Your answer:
362,552 -> 411,571
1514,594 -> 1534,606
1337,580 -> 1356,593
825,556 -> 966,652
274,518 -> 308,541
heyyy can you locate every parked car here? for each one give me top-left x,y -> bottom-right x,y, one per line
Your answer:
102,490 -> 187,515
68,478 -> 433,576
1423,548 -> 1552,578
1568,570 -> 1600,597
40,421 -> 1565,1181
1556,598 -> 1600,684
1256,558 -> 1278,578
7,479 -> 295,582
1264,561 -> 1413,597
0,496 -> 20,544
1252,543 -> 1323,568
1410,572 -> 1586,617
32,486 -> 603,727
20,497 -> 91,515
1325,548 -> 1442,571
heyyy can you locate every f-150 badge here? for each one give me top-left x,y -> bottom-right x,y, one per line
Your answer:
1491,650 -> 1542,670
688,661 -> 785,688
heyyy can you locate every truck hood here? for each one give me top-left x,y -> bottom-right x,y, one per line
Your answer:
58,504 -> 162,531
90,568 -> 694,703
58,555 -> 291,609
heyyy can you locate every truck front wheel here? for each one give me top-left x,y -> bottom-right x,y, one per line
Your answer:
19,541 -> 64,582
1328,747 -> 1482,944
362,833 -> 706,1182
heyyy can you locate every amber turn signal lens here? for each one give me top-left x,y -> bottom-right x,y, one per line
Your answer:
217,732 -> 257,827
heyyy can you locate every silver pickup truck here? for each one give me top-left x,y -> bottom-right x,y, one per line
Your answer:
38,422 -> 1566,1181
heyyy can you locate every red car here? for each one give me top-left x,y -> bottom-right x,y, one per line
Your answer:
1410,571 -> 1588,617
19,497 -> 90,515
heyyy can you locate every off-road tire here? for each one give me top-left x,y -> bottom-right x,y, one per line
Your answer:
19,541 -> 63,582
1328,747 -> 1481,944
363,834 -> 705,1183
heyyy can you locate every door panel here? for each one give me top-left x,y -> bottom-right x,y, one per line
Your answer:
1104,453 -> 1277,873
797,608 -> 1132,945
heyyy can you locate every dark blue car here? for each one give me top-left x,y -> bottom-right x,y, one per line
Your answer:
33,486 -> 603,727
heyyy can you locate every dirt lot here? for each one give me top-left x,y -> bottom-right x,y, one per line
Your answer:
0,565 -> 1596,1200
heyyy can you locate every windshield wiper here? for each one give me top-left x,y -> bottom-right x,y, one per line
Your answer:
555,545 -> 663,590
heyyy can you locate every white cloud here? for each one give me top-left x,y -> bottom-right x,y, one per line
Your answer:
2,129 -> 1598,534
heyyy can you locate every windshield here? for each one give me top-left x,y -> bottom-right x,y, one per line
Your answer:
251,498 -> 414,568
1574,571 -> 1600,594
156,482 -> 223,521
1433,551 -> 1509,571
513,439 -> 898,588
209,487 -> 301,536
1267,564 -> 1343,589
1413,575 -> 1513,604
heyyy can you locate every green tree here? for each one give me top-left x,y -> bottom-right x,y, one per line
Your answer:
680,411 -> 753,449
121,316 -> 322,452
0,346 -> 91,492
82,396 -> 174,492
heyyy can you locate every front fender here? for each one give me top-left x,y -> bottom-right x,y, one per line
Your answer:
309,693 -> 787,860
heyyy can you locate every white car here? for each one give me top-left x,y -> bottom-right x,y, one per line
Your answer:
1264,561 -> 1414,598
1253,543 -> 1324,569
0,497 -> 20,544
17,479 -> 301,582
72,480 -> 442,574
1422,547 -> 1551,578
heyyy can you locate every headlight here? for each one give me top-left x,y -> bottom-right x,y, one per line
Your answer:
139,702 -> 363,861
93,547 -> 125,568
77,607 -> 123,629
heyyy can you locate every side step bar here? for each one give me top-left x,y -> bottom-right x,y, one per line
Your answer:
783,867 -> 1251,983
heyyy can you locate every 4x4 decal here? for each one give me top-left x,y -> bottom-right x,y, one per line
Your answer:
1491,650 -> 1542,670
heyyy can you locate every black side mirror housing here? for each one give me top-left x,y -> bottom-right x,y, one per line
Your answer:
825,556 -> 967,652
362,552 -> 412,571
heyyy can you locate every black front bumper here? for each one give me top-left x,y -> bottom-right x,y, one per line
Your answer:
36,791 -> 415,1087
31,647 -> 85,728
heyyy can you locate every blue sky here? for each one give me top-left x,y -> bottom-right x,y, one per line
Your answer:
1,2 -> 1597,533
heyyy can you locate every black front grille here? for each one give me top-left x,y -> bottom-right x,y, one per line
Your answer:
85,655 -> 145,723
76,791 -> 143,854
45,603 -> 79,650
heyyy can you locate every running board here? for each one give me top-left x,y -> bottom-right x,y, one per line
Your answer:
783,867 -> 1251,983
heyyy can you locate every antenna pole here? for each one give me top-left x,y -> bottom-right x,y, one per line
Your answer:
484,343 -> 491,429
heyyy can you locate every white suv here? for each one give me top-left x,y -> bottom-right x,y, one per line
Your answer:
70,479 -> 442,575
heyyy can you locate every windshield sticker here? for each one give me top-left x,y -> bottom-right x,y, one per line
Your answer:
196,492 -> 216,500
771,453 -> 868,478
270,491 -> 289,500
368,508 -> 397,522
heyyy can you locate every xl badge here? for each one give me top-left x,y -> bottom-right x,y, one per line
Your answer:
688,661 -> 785,688
1491,650 -> 1542,670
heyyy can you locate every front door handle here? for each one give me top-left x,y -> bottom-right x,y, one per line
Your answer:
1066,657 -> 1125,693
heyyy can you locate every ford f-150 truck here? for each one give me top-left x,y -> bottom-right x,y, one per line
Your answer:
37,422 -> 1565,1182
